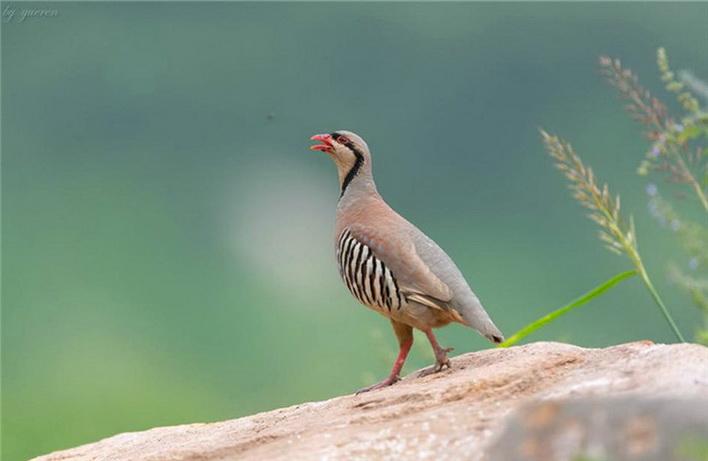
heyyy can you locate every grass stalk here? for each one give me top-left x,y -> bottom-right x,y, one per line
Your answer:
637,266 -> 686,342
675,152 -> 708,212
541,131 -> 686,342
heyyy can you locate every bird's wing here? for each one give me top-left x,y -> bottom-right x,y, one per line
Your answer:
346,224 -> 453,303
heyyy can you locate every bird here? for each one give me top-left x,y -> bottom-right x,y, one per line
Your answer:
310,130 -> 504,393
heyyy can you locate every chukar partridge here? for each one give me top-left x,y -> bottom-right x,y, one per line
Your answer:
310,130 -> 503,393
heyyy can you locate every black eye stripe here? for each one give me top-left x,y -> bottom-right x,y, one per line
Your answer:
330,132 -> 355,149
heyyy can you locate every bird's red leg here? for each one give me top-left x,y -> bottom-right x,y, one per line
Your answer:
356,321 -> 413,394
424,328 -> 454,372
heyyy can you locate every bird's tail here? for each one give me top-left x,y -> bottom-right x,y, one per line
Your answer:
458,292 -> 504,344
485,331 -> 504,344
478,319 -> 504,344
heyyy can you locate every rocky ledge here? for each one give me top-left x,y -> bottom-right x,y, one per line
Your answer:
34,341 -> 708,461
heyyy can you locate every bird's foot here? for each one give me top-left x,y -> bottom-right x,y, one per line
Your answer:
355,375 -> 400,394
417,346 -> 454,377
434,346 -> 454,371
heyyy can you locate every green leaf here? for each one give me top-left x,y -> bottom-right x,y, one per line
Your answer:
498,270 -> 637,348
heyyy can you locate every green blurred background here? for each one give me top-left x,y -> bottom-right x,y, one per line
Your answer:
3,2 -> 707,460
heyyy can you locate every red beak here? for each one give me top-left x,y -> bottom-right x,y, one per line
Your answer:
310,133 -> 334,153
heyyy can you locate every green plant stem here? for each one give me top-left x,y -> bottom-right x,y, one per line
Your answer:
660,144 -> 708,212
690,181 -> 708,212
602,206 -> 686,343
628,252 -> 685,343
499,270 -> 637,348
637,266 -> 686,342
673,149 -> 708,212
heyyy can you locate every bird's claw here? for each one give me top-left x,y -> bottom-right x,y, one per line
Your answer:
355,375 -> 400,394
433,358 -> 451,373
433,347 -> 454,371
416,346 -> 455,377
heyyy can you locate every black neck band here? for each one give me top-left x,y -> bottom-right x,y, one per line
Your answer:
340,146 -> 364,197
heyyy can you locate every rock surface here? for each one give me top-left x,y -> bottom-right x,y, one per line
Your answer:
34,341 -> 708,461
485,397 -> 708,461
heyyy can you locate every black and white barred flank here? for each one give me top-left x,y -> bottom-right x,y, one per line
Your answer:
336,229 -> 403,311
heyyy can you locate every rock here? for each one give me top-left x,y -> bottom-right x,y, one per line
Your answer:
485,398 -> 708,461
33,341 -> 708,461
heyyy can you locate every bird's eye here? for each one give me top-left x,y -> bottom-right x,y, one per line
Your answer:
337,135 -> 350,145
